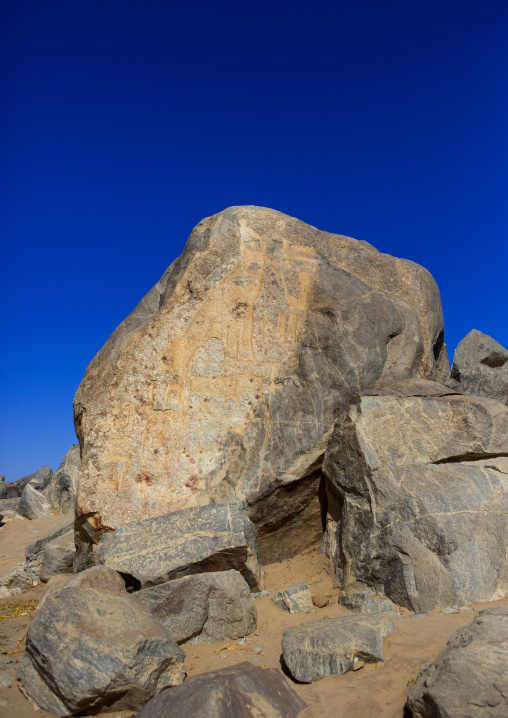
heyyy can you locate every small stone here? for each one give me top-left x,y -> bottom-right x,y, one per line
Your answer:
312,593 -> 332,608
273,584 -> 314,614
352,660 -> 365,671
411,613 -> 428,619
441,607 -> 460,614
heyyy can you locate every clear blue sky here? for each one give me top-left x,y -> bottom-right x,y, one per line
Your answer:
1,1 -> 507,481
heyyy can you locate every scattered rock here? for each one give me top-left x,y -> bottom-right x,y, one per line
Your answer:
25,517 -> 74,579
440,607 -> 459,614
18,566 -> 185,716
136,661 -> 307,718
0,562 -> 32,598
97,503 -> 264,591
272,584 -> 314,613
446,329 -> 508,405
39,529 -> 75,582
341,591 -> 397,614
137,570 -> 256,645
410,613 -> 428,619
405,606 -> 508,717
281,613 -> 395,683
322,381 -> 508,612
7,466 -> 53,498
17,484 -> 53,520
43,444 -> 80,514
312,592 -> 333,608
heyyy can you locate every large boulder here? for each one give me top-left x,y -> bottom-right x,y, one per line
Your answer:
7,466 -> 53,497
281,613 -> 395,683
322,380 -> 508,612
43,444 -> 80,514
18,484 -> 53,520
97,502 -> 264,591
18,566 -> 185,716
39,530 -> 76,582
0,475 -> 6,500
447,329 -> 508,405
405,606 -> 508,717
73,206 -> 444,558
137,570 -> 256,644
136,662 -> 307,718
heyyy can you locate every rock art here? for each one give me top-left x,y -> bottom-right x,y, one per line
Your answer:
447,329 -> 508,405
73,206 -> 444,557
405,606 -> 508,717
137,570 -> 256,644
18,484 -> 53,520
18,566 -> 185,716
272,584 -> 314,613
322,380 -> 508,612
281,613 -> 394,683
43,444 -> 80,514
97,502 -> 264,591
136,661 -> 307,718
340,591 -> 397,614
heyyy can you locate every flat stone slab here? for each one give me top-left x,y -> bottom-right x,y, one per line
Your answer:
137,570 -> 256,645
136,661 -> 307,718
272,584 -> 314,613
281,613 -> 395,683
98,503 -> 264,590
406,605 -> 508,717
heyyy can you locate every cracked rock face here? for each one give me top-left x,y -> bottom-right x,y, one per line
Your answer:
406,606 -> 508,717
447,329 -> 508,405
74,206 -> 444,553
322,380 -> 508,612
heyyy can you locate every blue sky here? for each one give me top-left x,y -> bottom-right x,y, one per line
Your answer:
1,0 -> 507,481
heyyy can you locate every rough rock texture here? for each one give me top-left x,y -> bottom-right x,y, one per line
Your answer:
447,329 -> 508,405
137,662 -> 306,718
18,484 -> 53,520
272,584 -> 314,613
18,566 -> 185,716
281,613 -> 394,683
7,466 -> 53,498
322,381 -> 508,612
39,530 -> 75,582
405,606 -> 508,717
25,517 -> 74,565
97,503 -> 264,591
73,206 -> 444,557
0,475 -> 6,500
0,562 -> 32,598
431,343 -> 450,384
0,497 -> 20,513
340,592 -> 397,614
43,444 -> 80,514
137,570 -> 256,645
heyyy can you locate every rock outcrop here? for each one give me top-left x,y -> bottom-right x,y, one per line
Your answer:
18,566 -> 185,716
96,502 -> 264,591
6,466 -> 53,498
73,206 -> 444,558
0,475 -> 6,500
322,380 -> 508,612
18,484 -> 53,520
405,606 -> 508,717
281,613 -> 394,683
447,329 -> 508,405
43,444 -> 80,514
137,570 -> 256,644
136,662 -> 307,718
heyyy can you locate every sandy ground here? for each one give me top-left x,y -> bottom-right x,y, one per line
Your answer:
1,514 -> 506,718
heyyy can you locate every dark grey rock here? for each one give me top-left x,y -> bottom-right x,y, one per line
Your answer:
39,530 -> 75,582
281,613 -> 395,683
322,382 -> 508,612
272,584 -> 314,614
0,562 -> 32,597
447,329 -> 508,405
18,484 -> 53,520
0,475 -> 6,500
0,497 -> 20,513
17,566 -> 185,716
43,445 -> 80,514
136,661 -> 307,718
137,570 -> 256,645
340,591 -> 397,614
5,466 -> 53,498
25,517 -> 74,563
98,503 -> 264,591
405,606 -> 508,717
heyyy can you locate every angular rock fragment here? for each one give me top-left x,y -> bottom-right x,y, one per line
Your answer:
74,206 -> 445,561
8,466 -> 53,498
137,570 -> 256,644
272,584 -> 314,613
447,329 -> 508,405
136,661 -> 307,718
340,591 -> 396,614
405,606 -> 508,717
281,613 -> 394,683
43,444 -> 80,514
18,566 -> 185,716
39,529 -> 75,582
18,484 -> 52,520
25,517 -> 74,563
98,503 -> 264,590
0,497 -> 20,514
0,562 -> 32,598
323,381 -> 508,612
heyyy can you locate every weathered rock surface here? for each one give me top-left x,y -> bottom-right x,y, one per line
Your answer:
136,661 -> 307,718
97,503 -> 264,590
18,484 -> 53,520
7,466 -> 53,498
340,591 -> 397,614
281,613 -> 394,683
447,329 -> 508,405
39,530 -> 75,582
137,570 -> 256,644
74,206 -> 444,558
43,444 -> 80,514
405,606 -> 508,717
25,517 -> 74,564
322,381 -> 508,612
0,475 -> 6,500
0,497 -> 20,513
0,562 -> 32,598
272,584 -> 314,613
18,566 -> 185,716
